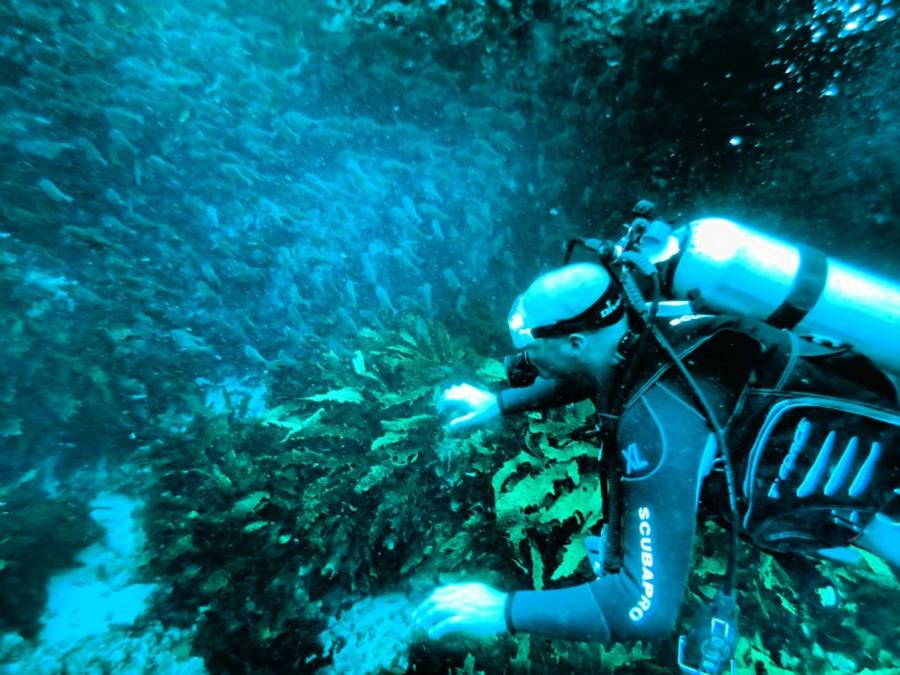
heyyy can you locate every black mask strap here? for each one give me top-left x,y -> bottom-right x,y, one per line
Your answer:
531,283 -> 625,339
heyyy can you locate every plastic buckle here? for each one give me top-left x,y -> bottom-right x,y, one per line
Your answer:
677,591 -> 738,675
677,631 -> 736,675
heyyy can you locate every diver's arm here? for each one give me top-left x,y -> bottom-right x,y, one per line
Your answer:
506,466 -> 703,643
506,383 -> 715,643
505,581 -> 611,642
497,376 -> 594,416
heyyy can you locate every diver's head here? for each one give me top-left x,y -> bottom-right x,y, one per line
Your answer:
506,263 -> 628,384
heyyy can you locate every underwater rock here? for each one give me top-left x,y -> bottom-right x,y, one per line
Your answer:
0,491 -> 203,673
317,593 -> 415,675
0,486 -> 103,638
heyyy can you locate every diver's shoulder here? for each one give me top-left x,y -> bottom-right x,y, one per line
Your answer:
652,311 -> 791,360
654,310 -> 747,339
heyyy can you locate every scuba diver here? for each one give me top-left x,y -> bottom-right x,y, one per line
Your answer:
412,204 -> 900,674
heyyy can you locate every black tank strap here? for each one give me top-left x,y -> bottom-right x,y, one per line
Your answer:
766,244 -> 828,330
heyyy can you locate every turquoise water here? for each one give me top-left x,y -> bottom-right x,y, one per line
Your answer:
0,1 -> 897,673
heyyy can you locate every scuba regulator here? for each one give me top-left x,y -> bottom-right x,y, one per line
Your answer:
504,350 -> 539,388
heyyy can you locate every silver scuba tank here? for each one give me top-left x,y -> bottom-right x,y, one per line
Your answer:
638,217 -> 900,375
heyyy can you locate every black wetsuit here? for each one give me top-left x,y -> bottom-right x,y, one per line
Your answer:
497,314 -> 900,644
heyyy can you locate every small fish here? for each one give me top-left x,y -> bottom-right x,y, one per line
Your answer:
443,267 -> 461,290
422,180 -> 442,202
104,188 -> 125,206
16,139 -> 72,160
109,128 -> 137,154
243,345 -> 268,365
200,262 -> 220,286
345,157 -> 368,185
389,205 -> 413,229
73,136 -> 108,165
431,219 -> 445,241
204,73 -> 224,95
415,317 -> 430,345
170,329 -> 214,353
283,110 -> 313,131
392,248 -> 417,275
375,285 -> 398,315
147,154 -> 177,173
221,163 -> 256,186
23,270 -> 72,297
104,106 -> 145,127
336,307 -> 359,333
345,279 -> 357,308
87,1 -> 107,24
361,253 -> 378,286
195,280 -> 217,300
283,326 -> 305,345
352,350 -> 367,375
401,195 -> 422,224
421,283 -> 433,312
38,178 -> 73,203
100,215 -> 131,234
206,205 -> 220,228
272,117 -> 300,143
359,310 -> 386,332
115,56 -> 157,80
18,469 -> 38,485
289,283 -> 303,307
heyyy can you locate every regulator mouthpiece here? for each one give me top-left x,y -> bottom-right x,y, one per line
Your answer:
504,351 -> 539,388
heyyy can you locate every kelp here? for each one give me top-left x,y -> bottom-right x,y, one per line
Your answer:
492,400 -> 603,588
139,316 -> 519,672
140,413 -> 331,672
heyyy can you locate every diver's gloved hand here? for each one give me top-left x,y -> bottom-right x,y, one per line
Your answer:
413,582 -> 507,639
437,384 -> 500,431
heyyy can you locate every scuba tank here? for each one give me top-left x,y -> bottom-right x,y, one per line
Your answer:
641,216 -> 900,375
